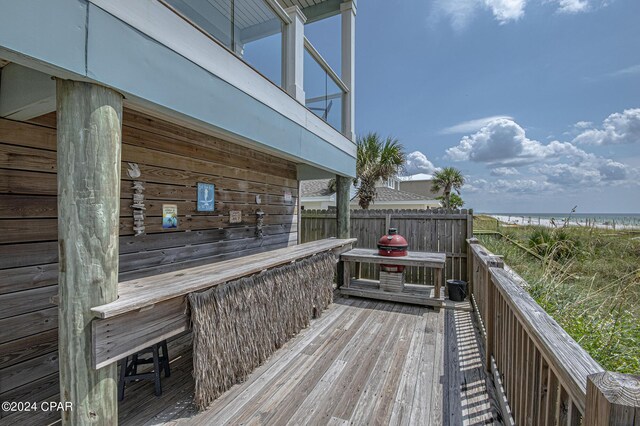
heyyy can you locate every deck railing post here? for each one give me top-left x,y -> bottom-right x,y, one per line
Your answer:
466,209 -> 474,282
485,256 -> 503,373
467,236 -> 478,298
57,80 -> 122,424
584,372 -> 640,425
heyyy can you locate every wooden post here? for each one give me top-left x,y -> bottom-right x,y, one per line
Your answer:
335,175 -> 350,290
284,5 -> 306,102
467,236 -> 478,296
57,80 -> 122,425
297,179 -> 302,244
584,372 -> 640,426
485,255 -> 504,373
336,175 -> 351,239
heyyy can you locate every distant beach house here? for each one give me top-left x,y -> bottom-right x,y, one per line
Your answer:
398,173 -> 444,198
300,177 -> 441,210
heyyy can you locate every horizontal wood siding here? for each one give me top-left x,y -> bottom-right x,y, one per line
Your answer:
0,111 -> 299,417
301,209 -> 472,284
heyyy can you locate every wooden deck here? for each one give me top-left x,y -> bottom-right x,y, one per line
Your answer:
119,297 -> 502,425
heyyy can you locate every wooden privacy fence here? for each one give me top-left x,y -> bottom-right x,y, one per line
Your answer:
301,209 -> 473,285
468,238 -> 640,426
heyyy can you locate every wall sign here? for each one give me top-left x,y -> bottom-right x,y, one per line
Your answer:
229,210 -> 242,224
197,182 -> 215,212
162,204 -> 178,229
284,191 -> 292,203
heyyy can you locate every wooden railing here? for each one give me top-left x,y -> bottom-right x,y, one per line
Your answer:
467,238 -> 639,425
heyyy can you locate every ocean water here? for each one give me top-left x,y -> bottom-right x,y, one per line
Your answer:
487,213 -> 640,228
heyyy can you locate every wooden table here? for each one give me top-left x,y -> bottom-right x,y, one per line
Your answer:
339,248 -> 454,311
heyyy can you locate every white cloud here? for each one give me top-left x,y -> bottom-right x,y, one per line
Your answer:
573,121 -> 593,129
445,118 -> 585,166
490,167 -> 519,176
404,151 -> 438,175
533,158 -> 629,186
465,177 -> 551,194
609,64 -> 640,78
430,0 -> 526,31
446,111 -> 639,192
554,0 -> 590,13
572,108 -> 640,145
440,115 -> 514,134
484,0 -> 526,22
429,0 -> 478,32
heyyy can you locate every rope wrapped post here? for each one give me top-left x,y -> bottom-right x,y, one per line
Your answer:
584,372 -> 640,425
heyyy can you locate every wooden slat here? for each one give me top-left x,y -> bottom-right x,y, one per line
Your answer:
0,350 -> 59,394
0,328 -> 58,370
92,296 -> 189,369
0,307 -> 57,345
0,285 -> 56,319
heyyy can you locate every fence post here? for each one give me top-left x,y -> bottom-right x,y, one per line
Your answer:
485,255 -> 504,373
584,372 -> 640,425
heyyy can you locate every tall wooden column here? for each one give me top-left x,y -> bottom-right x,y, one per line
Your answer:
336,175 -> 351,239
57,80 -> 122,424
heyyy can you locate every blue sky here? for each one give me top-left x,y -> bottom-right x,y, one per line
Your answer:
307,0 -> 640,213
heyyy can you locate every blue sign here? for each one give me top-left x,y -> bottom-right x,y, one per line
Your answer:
197,183 -> 215,212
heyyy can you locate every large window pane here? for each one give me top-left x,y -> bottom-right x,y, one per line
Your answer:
304,49 -> 344,132
237,0 -> 283,87
166,0 -> 232,49
166,0 -> 283,87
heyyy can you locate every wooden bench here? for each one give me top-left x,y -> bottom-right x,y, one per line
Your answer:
90,238 -> 356,369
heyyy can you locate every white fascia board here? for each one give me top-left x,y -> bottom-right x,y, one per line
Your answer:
370,200 -> 440,205
300,195 -> 334,202
88,0 -> 355,158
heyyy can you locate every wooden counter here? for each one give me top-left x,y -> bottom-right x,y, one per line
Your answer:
91,238 -> 356,369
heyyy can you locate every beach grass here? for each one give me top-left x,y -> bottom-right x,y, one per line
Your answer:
474,216 -> 640,374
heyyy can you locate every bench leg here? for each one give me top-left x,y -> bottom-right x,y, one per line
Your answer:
161,340 -> 171,378
152,344 -> 162,396
118,357 -> 127,401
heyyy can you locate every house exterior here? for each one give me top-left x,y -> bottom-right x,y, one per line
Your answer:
0,1 -> 356,423
398,173 -> 443,198
300,178 -> 441,210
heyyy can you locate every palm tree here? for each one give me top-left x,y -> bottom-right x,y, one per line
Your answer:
431,167 -> 465,210
353,133 -> 405,209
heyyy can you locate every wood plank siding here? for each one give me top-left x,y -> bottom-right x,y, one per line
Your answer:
0,110 -> 300,417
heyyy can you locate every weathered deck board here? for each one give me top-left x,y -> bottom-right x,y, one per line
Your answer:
115,298 -> 501,426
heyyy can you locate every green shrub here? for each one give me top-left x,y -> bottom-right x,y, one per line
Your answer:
528,228 -> 579,260
477,226 -> 640,375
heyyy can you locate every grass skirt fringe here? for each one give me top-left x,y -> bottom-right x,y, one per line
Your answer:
188,252 -> 336,410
